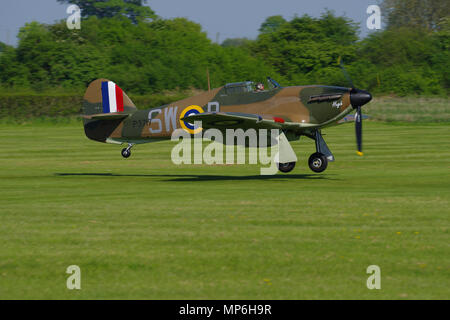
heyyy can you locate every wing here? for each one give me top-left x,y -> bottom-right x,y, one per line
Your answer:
182,112 -> 317,133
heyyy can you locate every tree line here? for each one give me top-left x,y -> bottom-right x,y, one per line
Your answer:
0,0 -> 448,96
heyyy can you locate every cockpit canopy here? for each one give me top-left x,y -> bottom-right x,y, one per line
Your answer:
224,78 -> 281,95
224,81 -> 254,95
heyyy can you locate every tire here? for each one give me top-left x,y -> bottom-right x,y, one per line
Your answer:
308,152 -> 328,173
121,148 -> 131,158
277,162 -> 296,173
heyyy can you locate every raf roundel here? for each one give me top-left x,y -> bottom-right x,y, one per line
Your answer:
179,105 -> 204,134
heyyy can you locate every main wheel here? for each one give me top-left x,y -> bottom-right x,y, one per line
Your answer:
277,162 -> 296,173
121,148 -> 131,158
308,152 -> 328,173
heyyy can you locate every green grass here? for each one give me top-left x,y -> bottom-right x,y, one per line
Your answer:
365,96 -> 450,122
0,121 -> 449,299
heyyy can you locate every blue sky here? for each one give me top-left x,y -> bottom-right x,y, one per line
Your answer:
0,0 -> 383,46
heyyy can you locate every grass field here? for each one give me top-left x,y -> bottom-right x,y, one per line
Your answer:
0,120 -> 449,299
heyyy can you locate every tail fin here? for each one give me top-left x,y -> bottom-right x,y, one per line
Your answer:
83,79 -> 136,115
82,79 -> 137,143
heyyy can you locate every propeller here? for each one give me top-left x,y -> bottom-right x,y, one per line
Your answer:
355,106 -> 363,156
338,56 -> 354,90
338,57 -> 372,156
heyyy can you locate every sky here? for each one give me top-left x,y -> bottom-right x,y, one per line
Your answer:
0,0 -> 383,46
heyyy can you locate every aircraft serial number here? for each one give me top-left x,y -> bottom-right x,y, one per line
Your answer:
132,120 -> 148,128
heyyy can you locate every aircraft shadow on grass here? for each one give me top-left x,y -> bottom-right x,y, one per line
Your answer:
54,172 -> 334,182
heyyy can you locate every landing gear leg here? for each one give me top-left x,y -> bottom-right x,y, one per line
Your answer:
121,143 -> 134,158
307,130 -> 334,173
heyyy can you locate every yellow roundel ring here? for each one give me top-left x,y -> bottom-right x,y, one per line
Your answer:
179,105 -> 204,134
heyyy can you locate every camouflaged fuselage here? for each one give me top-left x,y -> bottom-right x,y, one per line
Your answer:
83,79 -> 353,144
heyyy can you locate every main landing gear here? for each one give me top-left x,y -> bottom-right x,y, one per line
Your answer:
308,152 -> 328,173
277,130 -> 334,174
121,143 -> 134,158
277,162 -> 296,173
307,130 -> 334,173
278,156 -> 329,174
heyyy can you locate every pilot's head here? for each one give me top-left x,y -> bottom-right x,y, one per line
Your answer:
256,83 -> 264,91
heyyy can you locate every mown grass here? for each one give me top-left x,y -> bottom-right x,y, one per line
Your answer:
0,120 -> 448,299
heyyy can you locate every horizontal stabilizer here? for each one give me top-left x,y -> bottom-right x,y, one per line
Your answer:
82,112 -> 131,120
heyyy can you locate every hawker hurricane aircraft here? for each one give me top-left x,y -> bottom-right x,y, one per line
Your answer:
82,67 -> 372,173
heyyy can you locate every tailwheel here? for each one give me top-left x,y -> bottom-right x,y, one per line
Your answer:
308,152 -> 328,173
121,143 -> 134,158
277,162 -> 296,173
121,148 -> 131,158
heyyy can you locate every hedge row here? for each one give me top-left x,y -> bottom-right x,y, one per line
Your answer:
0,92 -> 189,119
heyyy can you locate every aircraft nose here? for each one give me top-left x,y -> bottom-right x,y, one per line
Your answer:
350,89 -> 372,108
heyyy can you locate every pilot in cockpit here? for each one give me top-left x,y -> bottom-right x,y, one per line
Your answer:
255,82 -> 265,92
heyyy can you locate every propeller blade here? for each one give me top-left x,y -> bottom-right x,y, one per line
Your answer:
338,56 -> 354,89
355,106 -> 363,156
